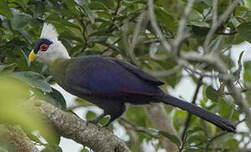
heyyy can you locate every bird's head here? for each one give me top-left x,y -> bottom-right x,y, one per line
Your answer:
28,23 -> 70,64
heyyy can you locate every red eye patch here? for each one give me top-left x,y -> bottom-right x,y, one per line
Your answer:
40,43 -> 49,51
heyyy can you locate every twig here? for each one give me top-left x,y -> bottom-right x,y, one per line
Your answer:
107,0 -> 122,32
119,118 -> 158,138
179,76 -> 203,152
181,76 -> 204,140
184,66 -> 216,78
181,52 -> 251,129
101,38 -> 121,54
113,0 -> 121,16
149,0 -> 251,128
224,88 -> 248,95
80,17 -> 89,49
184,65 -> 235,81
205,132 -> 227,152
216,30 -> 237,35
127,12 -> 146,65
204,0 -> 241,53
143,39 -> 160,45
151,65 -> 182,77
172,0 -> 195,55
212,0 -> 218,29
148,0 -> 172,53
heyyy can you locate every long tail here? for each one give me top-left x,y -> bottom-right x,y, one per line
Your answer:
156,94 -> 236,132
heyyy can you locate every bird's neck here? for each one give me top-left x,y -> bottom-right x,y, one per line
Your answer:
48,58 -> 71,86
46,55 -> 70,66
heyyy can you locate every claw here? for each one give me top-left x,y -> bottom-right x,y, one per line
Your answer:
86,113 -> 106,126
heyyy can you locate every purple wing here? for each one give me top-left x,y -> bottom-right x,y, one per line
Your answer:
65,56 -> 162,96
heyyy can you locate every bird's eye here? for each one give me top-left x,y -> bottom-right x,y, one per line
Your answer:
40,43 -> 49,51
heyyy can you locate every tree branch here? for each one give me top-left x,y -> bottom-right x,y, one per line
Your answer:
148,0 -> 172,53
181,52 -> 251,129
145,103 -> 179,152
0,125 -> 39,152
119,117 -> 158,138
32,100 -> 130,152
148,0 -> 250,135
205,132 -> 227,152
204,0 -> 241,53
172,0 -> 195,55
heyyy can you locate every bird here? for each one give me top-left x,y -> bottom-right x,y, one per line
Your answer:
28,23 -> 235,132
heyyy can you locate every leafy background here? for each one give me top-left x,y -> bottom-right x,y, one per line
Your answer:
0,0 -> 251,151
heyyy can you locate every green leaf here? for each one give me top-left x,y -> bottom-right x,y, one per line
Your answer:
0,63 -> 16,72
44,88 -> 67,110
237,21 -> 251,42
188,9 -> 209,28
81,50 -> 102,56
0,76 -> 58,145
89,1 -> 109,11
18,28 -> 32,44
10,11 -> 31,30
220,54 -> 235,69
238,51 -> 245,65
233,51 -> 244,80
80,148 -> 89,152
47,15 -> 81,31
74,0 -> 86,6
205,86 -> 219,102
173,110 -> 187,130
41,145 -> 62,152
86,111 -> 97,120
0,0 -> 12,18
10,71 -> 52,93
155,6 -> 177,32
189,26 -> 209,39
235,6 -> 249,18
244,61 -> 251,82
82,5 -> 95,24
187,135 -> 208,143
126,106 -> 151,127
208,36 -> 224,53
155,58 -> 181,88
193,0 -> 209,13
158,130 -> 181,147
218,99 -> 232,118
244,58 -> 251,78
224,138 -> 239,152
185,127 -> 204,136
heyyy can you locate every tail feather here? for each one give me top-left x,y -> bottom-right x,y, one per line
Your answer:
157,94 -> 236,132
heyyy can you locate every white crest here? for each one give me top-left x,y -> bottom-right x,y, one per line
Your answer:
40,23 -> 58,41
36,23 -> 71,64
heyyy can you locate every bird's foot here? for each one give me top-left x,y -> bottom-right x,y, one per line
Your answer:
86,113 -> 106,127
87,119 -> 99,125
102,122 -> 112,128
86,121 -> 102,129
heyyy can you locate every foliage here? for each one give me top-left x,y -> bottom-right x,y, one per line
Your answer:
0,0 -> 251,151
0,76 -> 59,151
